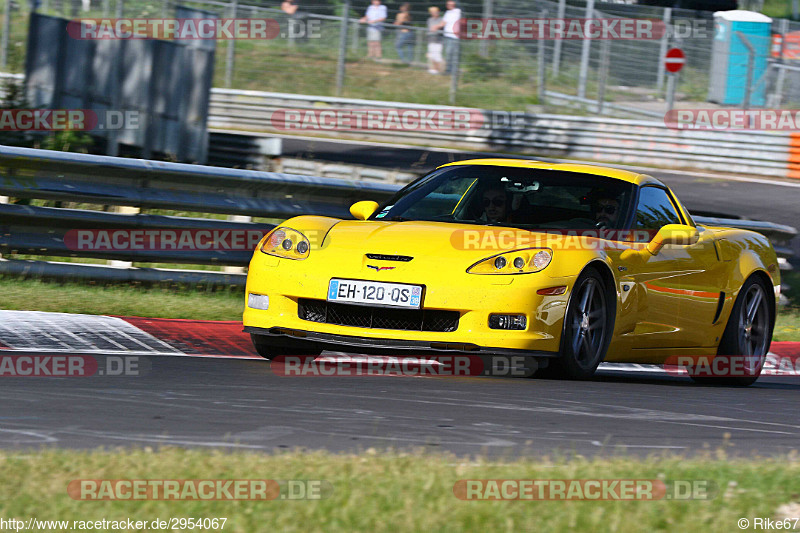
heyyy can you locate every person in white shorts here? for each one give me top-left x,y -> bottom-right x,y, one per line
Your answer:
360,0 -> 388,59
426,6 -> 444,74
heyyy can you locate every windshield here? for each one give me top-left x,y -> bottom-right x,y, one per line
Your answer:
372,165 -> 636,230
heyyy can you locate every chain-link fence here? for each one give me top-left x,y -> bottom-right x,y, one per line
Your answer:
3,0 -> 800,116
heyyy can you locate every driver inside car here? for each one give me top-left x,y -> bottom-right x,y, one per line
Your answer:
591,191 -> 621,229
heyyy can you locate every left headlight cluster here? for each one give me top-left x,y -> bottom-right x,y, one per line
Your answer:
260,227 -> 310,260
467,248 -> 552,275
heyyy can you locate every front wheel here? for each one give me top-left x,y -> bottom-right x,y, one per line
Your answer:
545,268 -> 614,380
250,334 -> 322,361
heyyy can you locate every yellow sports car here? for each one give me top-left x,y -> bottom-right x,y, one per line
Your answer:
243,159 -> 779,385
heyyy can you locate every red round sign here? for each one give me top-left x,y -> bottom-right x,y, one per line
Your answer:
664,48 -> 685,74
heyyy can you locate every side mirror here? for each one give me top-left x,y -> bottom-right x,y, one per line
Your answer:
349,201 -> 380,221
646,224 -> 699,255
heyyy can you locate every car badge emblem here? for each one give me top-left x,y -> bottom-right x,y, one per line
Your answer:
367,265 -> 395,271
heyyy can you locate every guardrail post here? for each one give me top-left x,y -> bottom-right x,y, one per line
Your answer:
577,0 -> 595,100
223,215 -> 252,273
108,206 -> 139,268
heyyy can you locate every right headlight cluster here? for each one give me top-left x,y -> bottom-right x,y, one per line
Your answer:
466,248 -> 552,275
260,227 -> 310,260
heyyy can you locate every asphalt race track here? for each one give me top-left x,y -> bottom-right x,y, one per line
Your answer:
1,351 -> 799,457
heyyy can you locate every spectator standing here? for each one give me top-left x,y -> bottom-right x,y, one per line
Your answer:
437,0 -> 461,74
394,3 -> 414,64
426,6 -> 444,74
360,0 -> 388,59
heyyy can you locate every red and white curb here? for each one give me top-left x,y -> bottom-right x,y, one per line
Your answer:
0,310 -> 798,376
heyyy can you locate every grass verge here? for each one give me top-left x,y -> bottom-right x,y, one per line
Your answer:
0,278 -> 244,321
1,277 -> 799,341
0,448 -> 799,532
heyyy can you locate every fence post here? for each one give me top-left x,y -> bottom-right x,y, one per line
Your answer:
414,26 -> 424,64
597,37 -> 610,114
577,0 -> 594,100
224,0 -> 238,88
771,19 -> 789,107
114,0 -> 122,17
449,39 -> 460,105
335,0 -> 350,97
0,0 -> 10,70
350,19 -> 359,53
538,10 -> 547,106
552,0 -> 565,77
656,7 -> 671,92
479,0 -> 492,58
737,31 -> 755,110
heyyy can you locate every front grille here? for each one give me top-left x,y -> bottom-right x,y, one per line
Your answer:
365,254 -> 413,262
298,299 -> 459,332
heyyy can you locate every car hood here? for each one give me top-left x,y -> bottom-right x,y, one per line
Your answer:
320,220 -> 569,260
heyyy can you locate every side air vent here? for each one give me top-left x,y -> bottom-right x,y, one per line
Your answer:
712,292 -> 725,324
365,254 -> 413,262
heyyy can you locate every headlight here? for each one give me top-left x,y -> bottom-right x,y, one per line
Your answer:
467,248 -> 552,275
260,227 -> 310,260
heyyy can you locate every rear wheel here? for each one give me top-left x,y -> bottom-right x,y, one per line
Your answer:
692,276 -> 774,387
545,268 -> 614,380
250,334 -> 322,361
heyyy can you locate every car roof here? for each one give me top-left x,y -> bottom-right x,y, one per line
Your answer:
436,158 -> 664,187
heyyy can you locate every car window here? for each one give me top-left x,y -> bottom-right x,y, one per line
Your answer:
634,186 -> 683,239
373,165 -> 635,231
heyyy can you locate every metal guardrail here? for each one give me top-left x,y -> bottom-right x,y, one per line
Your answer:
208,89 -> 796,179
0,146 -> 795,287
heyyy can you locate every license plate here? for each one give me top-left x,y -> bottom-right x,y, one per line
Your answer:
327,279 -> 422,309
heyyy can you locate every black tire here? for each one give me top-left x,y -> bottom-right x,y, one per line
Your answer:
250,334 -> 322,361
543,267 -> 615,380
691,276 -> 774,387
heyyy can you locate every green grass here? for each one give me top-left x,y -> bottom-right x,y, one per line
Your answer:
775,308 -> 800,341
0,278 -> 245,320
0,448 -> 799,532
1,276 -> 799,341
